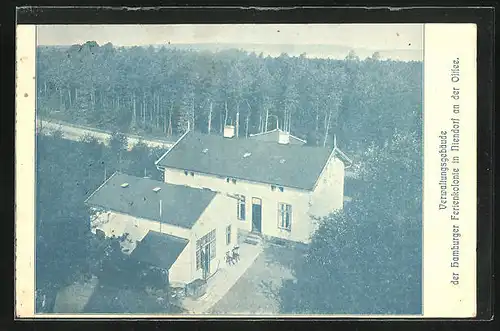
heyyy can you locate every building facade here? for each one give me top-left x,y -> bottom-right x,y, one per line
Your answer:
86,172 -> 238,285
156,126 -> 351,244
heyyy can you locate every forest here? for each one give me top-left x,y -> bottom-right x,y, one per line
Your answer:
37,41 -> 422,152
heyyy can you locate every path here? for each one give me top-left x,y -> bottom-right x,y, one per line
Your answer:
209,243 -> 297,315
53,276 -> 99,313
181,241 -> 263,314
37,119 -> 176,150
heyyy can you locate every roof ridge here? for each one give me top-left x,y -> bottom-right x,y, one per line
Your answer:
155,128 -> 191,167
333,147 -> 353,165
147,230 -> 189,243
84,171 -> 118,204
248,128 -> 279,137
100,172 -> 218,195
191,130 -> 323,149
247,128 -> 308,144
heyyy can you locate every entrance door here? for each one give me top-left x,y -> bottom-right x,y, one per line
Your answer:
201,245 -> 211,279
251,197 -> 262,233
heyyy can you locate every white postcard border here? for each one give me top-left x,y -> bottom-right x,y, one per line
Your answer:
15,24 -> 37,318
422,23 -> 477,318
15,23 -> 478,319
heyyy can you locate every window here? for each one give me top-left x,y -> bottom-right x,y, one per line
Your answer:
236,195 -> 246,220
195,229 -> 216,270
278,203 -> 292,230
226,225 -> 232,245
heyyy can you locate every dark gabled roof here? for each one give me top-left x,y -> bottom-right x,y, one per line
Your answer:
85,172 -> 216,229
130,231 -> 189,270
248,129 -> 306,145
156,131 -> 334,191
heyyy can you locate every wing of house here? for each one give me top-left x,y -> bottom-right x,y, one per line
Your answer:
130,230 -> 189,271
156,130 -> 335,190
155,128 -> 352,244
85,172 -> 238,285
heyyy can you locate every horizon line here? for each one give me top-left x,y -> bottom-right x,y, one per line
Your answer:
38,41 -> 423,51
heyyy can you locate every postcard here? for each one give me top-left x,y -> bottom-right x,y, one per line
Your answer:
15,22 -> 477,318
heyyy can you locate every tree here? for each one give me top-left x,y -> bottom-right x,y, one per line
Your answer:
370,51 -> 381,61
345,50 -> 360,61
125,141 -> 167,180
37,43 -> 422,155
35,133 -> 171,313
177,89 -> 195,134
36,214 -> 92,313
279,130 -> 422,315
106,131 -> 128,172
305,130 -> 320,147
35,136 -> 96,313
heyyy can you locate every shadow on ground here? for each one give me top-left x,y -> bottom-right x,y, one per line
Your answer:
208,242 -> 305,315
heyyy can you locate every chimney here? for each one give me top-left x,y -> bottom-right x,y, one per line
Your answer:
278,130 -> 290,144
223,125 -> 235,138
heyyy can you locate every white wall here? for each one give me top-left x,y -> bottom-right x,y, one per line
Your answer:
189,194 -> 239,281
90,194 -> 237,285
91,211 -> 191,244
168,242 -> 194,285
163,167 -> 318,243
91,210 -> 192,284
309,155 -> 346,219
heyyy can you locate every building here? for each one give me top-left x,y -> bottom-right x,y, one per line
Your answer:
155,126 -> 352,244
248,128 -> 307,145
85,172 -> 238,285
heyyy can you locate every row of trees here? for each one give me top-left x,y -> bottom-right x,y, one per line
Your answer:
35,131 -> 168,313
37,42 -> 422,151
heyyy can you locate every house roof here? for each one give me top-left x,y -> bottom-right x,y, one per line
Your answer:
156,131 -> 335,191
130,230 -> 189,270
248,128 -> 306,145
85,172 -> 216,229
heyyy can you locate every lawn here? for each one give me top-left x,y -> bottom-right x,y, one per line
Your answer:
53,276 -> 99,313
208,242 -> 305,315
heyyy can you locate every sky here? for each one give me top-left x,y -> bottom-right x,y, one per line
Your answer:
37,24 -> 424,61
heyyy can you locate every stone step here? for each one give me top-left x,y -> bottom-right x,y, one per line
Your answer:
246,232 -> 262,240
243,238 -> 260,245
246,236 -> 262,243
